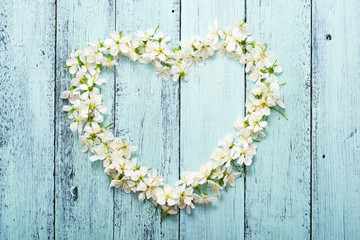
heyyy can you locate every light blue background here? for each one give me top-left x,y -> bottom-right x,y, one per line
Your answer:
0,0 -> 359,239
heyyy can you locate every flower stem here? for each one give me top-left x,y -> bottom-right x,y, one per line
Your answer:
152,24 -> 160,37
62,111 -> 74,122
160,211 -> 168,224
270,107 -> 288,120
243,164 -> 246,178
194,185 -> 201,194
104,122 -> 114,129
231,161 -> 241,172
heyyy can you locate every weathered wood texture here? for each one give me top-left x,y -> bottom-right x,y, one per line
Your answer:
180,0 -> 245,239
0,1 -> 55,239
312,0 -> 360,239
55,1 -> 115,239
0,0 -> 359,239
113,0 -> 180,239
245,0 -> 312,239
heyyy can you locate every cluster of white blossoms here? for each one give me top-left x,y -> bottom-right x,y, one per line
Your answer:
61,19 -> 285,220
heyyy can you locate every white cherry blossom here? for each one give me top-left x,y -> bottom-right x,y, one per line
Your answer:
61,19 -> 286,219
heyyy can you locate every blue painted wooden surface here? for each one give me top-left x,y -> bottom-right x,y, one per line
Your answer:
55,1 -> 115,239
312,0 -> 360,239
114,1 -> 180,239
180,1 -> 245,239
245,1 -> 311,239
0,0 -> 359,239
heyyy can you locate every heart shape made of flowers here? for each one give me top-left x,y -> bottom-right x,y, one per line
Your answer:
61,19 -> 285,221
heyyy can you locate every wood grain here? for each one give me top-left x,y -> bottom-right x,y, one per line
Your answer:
55,1 -> 115,239
312,0 -> 360,238
0,1 -> 359,239
0,1 -> 55,239
180,1 -> 245,239
245,0 -> 311,239
113,1 -> 180,239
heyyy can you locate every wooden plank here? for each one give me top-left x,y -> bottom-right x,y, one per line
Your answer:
55,1 -> 115,239
113,1 -> 180,239
244,0 -> 311,239
0,1 -> 55,239
179,1 -> 245,239
312,0 -> 360,238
